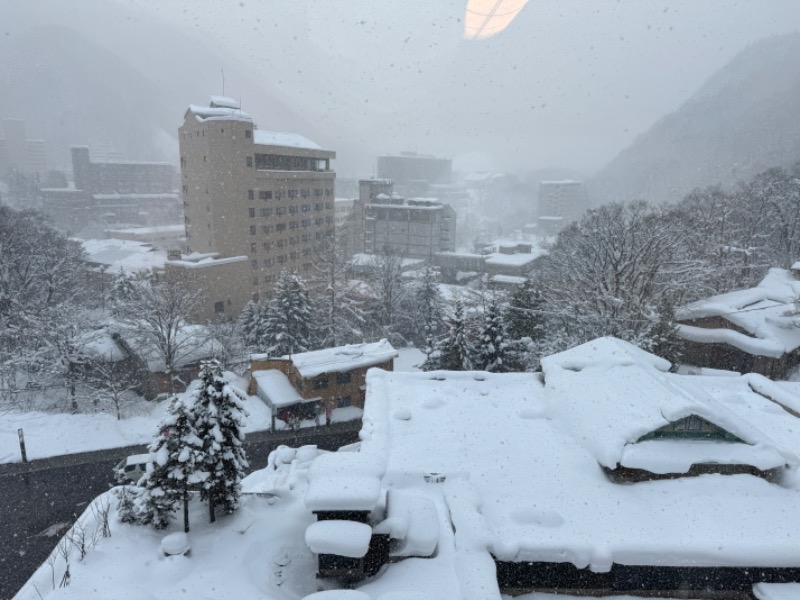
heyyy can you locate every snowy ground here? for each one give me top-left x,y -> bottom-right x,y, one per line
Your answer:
1,351 -> 423,464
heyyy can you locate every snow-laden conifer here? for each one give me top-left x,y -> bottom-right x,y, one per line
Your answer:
263,271 -> 312,356
138,393 -> 204,531
193,360 -> 249,523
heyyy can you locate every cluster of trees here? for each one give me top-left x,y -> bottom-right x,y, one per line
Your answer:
117,360 -> 248,532
519,163 -> 800,365
0,206 -> 90,410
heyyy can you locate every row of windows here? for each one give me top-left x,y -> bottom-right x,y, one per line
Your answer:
247,204 -> 333,218
250,242 -> 313,254
248,189 -> 334,201
248,218 -> 332,235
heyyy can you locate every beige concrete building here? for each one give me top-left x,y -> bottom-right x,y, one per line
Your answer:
176,96 -> 336,320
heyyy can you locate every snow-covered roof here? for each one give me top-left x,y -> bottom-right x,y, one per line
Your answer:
350,254 -> 425,269
253,129 -> 321,150
187,104 -> 252,123
305,450 -> 385,512
210,96 -> 240,109
252,370 -> 307,409
349,339 -> 800,598
290,340 -> 398,379
80,238 -> 167,274
541,337 -> 792,469
484,250 -> 543,267
74,329 -> 128,362
305,520 -> 372,558
676,268 -> 800,357
166,255 -> 248,269
489,274 -> 526,285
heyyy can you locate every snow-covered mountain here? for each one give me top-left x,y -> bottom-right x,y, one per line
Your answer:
588,32 -> 800,207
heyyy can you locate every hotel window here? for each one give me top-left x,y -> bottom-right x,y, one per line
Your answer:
249,226 -> 256,235
336,372 -> 352,384
214,301 -> 225,314
261,208 -> 272,217
289,205 -> 298,214
250,243 -> 257,253
251,259 -> 258,270
263,242 -> 271,251
276,223 -> 286,232
276,207 -> 286,215
301,188 -> 310,198
262,225 -> 272,234
259,191 -> 272,200
302,204 -> 311,212
248,208 -> 255,218
289,221 -> 299,229
248,189 -> 254,200
246,156 -> 253,168
288,189 -> 298,198
245,129 -> 252,139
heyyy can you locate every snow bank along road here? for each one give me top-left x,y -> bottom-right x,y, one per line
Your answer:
0,422 -> 361,600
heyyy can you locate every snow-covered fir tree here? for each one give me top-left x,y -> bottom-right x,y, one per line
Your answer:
416,263 -> 445,358
193,360 -> 249,523
435,299 -> 474,371
263,270 -> 312,356
138,393 -> 204,531
475,294 -> 509,373
236,299 -> 269,352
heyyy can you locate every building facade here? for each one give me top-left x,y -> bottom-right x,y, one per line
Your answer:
537,180 -> 587,235
0,118 -> 48,178
376,152 -> 452,196
343,179 -> 456,260
176,97 -> 336,319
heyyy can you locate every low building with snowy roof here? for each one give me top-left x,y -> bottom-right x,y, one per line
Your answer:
249,340 -> 398,426
300,336 -> 800,598
676,268 -> 800,379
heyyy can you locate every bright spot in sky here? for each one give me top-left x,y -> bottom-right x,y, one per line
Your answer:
464,0 -> 530,40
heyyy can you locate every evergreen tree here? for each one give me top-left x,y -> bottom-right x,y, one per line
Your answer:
416,264 -> 445,356
236,300 -> 269,352
139,394 -> 204,531
436,299 -> 474,371
475,295 -> 509,373
506,278 -> 546,342
193,360 -> 249,523
263,270 -> 312,356
309,232 -> 365,347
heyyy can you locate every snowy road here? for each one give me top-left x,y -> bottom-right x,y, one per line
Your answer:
0,423 -> 361,600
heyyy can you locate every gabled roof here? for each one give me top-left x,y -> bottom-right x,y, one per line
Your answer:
541,337 -> 792,469
290,339 -> 398,379
676,268 -> 800,357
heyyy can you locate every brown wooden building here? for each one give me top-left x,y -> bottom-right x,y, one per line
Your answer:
249,339 -> 397,426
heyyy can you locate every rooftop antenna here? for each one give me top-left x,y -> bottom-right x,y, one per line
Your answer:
221,68 -> 225,97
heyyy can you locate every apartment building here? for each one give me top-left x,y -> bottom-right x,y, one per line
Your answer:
537,180 -> 587,235
0,118 -> 47,177
343,179 -> 456,260
174,96 -> 336,319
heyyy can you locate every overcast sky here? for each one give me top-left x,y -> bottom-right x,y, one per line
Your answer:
3,1 -> 800,176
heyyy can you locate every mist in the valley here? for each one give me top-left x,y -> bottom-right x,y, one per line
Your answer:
1,0 -> 799,182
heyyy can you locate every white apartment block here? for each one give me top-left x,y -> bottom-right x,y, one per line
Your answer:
538,180 -> 587,235
173,97 -> 336,320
